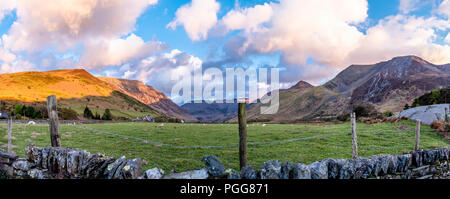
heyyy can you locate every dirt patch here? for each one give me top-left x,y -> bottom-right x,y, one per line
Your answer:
1,144 -> 17,149
2,135 -> 16,140
397,125 -> 412,131
30,132 -> 44,138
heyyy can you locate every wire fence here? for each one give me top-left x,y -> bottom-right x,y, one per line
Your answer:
0,119 -> 448,172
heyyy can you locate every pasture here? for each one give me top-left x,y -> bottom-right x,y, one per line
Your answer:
0,121 -> 448,172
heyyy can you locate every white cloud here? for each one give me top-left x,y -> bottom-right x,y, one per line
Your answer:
0,0 -> 16,22
347,15 -> 450,65
222,0 -> 368,69
399,0 -> 420,14
127,49 -> 203,94
0,0 -> 160,71
221,3 -> 273,32
78,34 -> 167,69
439,0 -> 450,17
167,0 -> 220,41
445,33 -> 450,43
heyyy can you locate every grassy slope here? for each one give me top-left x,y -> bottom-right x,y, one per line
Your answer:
1,121 -> 447,172
0,69 -> 160,119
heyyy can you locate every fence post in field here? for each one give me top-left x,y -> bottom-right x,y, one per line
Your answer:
415,120 -> 421,151
238,102 -> 248,169
7,117 -> 12,153
351,112 -> 358,159
445,107 -> 448,123
47,95 -> 61,147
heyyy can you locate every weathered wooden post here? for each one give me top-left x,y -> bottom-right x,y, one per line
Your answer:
7,117 -> 12,153
351,112 -> 358,159
445,107 -> 448,123
238,101 -> 248,169
415,120 -> 420,151
47,95 -> 61,147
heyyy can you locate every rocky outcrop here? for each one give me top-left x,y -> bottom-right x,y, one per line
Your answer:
390,104 -> 450,125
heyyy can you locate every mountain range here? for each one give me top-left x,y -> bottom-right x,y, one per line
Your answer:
237,55 -> 450,122
0,55 -> 448,123
0,69 -> 194,121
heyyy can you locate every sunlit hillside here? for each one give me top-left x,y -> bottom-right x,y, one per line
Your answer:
0,69 -> 161,119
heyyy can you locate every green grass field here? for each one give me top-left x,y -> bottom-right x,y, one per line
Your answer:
0,120 -> 448,172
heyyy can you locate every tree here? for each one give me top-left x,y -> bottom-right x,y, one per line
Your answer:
14,104 -> 23,116
25,106 -> 35,118
59,108 -> 78,120
102,109 -> 112,120
83,106 -> 94,119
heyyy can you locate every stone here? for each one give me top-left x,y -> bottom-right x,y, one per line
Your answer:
396,104 -> 450,125
145,168 -> 164,179
327,159 -> 343,179
397,154 -> 411,173
12,158 -> 32,171
162,169 -> 209,179
257,160 -> 281,179
104,156 -> 127,179
240,166 -> 257,179
25,143 -> 41,166
224,169 -> 240,179
66,149 -> 82,177
202,155 -> 225,178
309,161 -> 328,179
412,150 -> 423,167
40,147 -> 51,169
82,153 -> 115,179
387,155 -> 398,174
339,159 -> 355,179
423,150 -> 436,165
121,158 -> 143,179
354,158 -> 373,179
280,162 -> 294,179
290,163 -> 311,179
27,169 -> 49,179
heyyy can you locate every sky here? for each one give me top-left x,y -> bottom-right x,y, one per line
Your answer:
1,0 -> 450,100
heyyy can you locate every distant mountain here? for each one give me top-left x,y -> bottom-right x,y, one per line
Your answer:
98,77 -> 196,121
242,55 -> 450,122
289,81 -> 314,90
181,100 -> 253,123
0,69 -> 179,120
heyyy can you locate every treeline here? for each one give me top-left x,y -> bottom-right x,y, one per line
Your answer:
405,86 -> 450,109
6,104 -> 115,121
83,106 -> 113,120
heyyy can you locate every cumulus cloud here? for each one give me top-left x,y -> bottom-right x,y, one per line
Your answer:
189,0 -> 450,85
0,0 -> 160,72
221,3 -> 273,32
439,0 -> 450,16
167,0 -> 220,41
399,0 -> 420,14
123,49 -> 203,94
222,0 -> 368,69
0,0 -> 16,22
347,15 -> 450,65
78,34 -> 168,69
445,33 -> 450,43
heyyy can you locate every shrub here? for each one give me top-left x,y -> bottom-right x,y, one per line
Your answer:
384,111 -> 393,117
336,114 -> 350,122
59,108 -> 78,120
431,121 -> 446,132
83,106 -> 94,119
102,109 -> 113,120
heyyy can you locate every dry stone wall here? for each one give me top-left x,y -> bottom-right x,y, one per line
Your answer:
0,143 -> 448,179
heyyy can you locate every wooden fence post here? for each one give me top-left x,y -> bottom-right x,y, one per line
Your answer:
238,102 -> 248,169
47,95 -> 61,147
351,112 -> 358,159
415,120 -> 420,151
7,117 -> 12,153
445,107 -> 448,123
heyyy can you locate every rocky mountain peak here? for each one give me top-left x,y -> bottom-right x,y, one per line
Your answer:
290,81 -> 314,90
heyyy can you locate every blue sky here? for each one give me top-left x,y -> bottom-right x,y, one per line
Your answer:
0,0 -> 449,98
